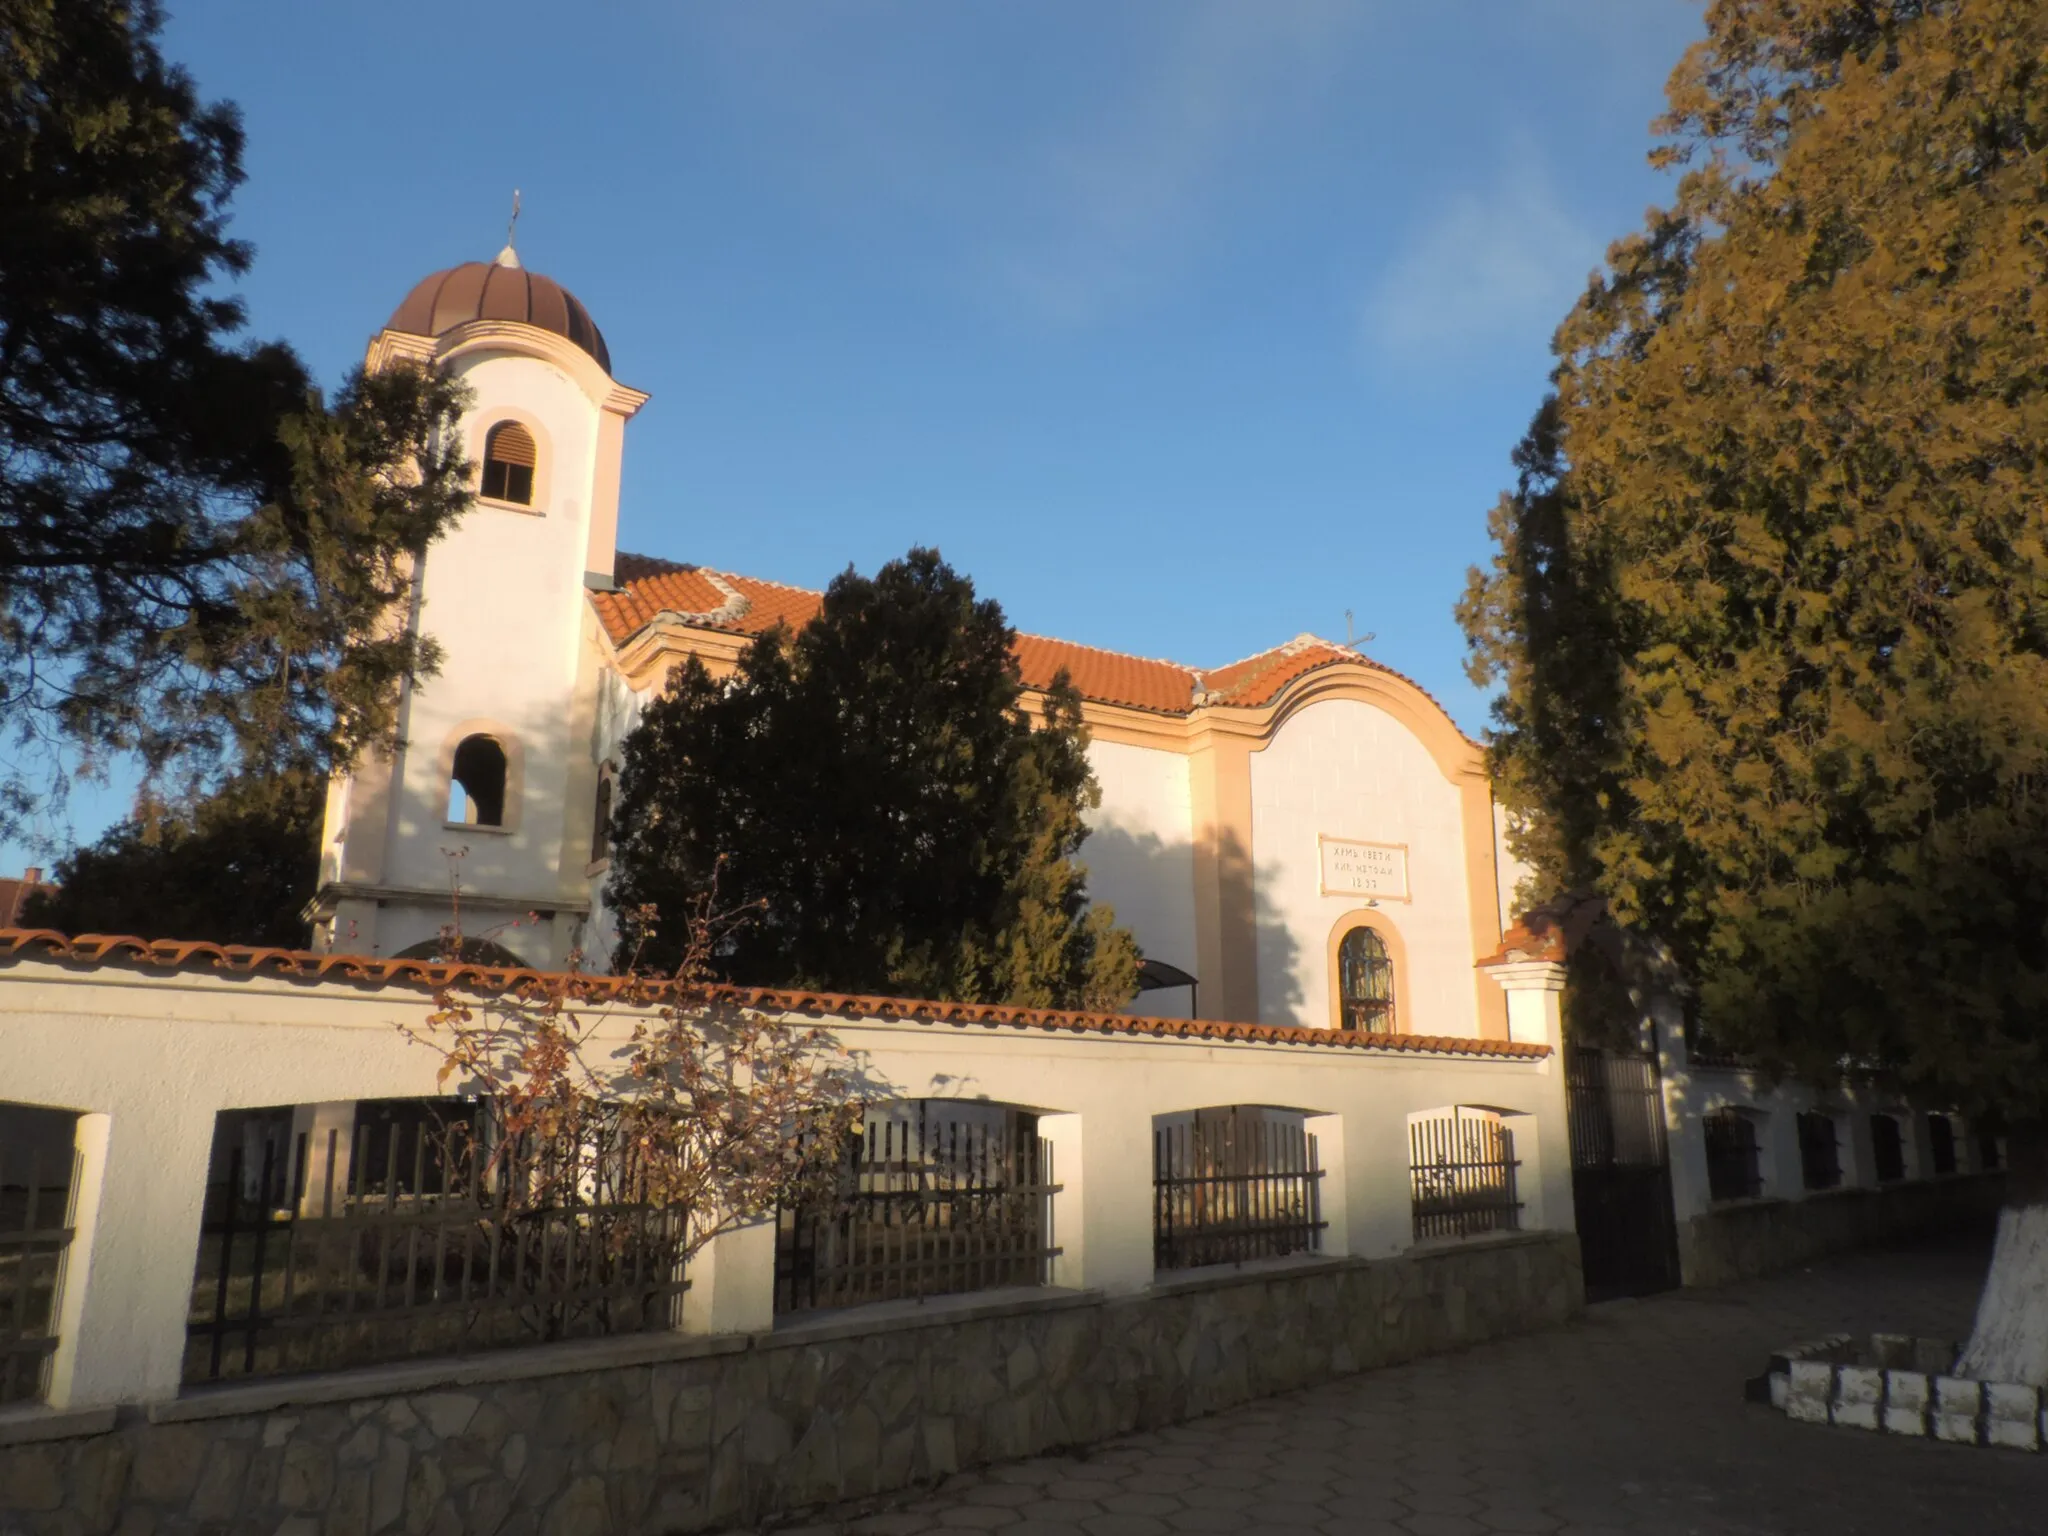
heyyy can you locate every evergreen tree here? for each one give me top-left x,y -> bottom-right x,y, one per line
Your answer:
24,770 -> 324,947
0,0 -> 470,826
607,549 -> 1140,1009
1461,0 -> 2048,1381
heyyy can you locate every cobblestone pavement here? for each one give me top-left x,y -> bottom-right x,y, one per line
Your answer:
761,1239 -> 2048,1536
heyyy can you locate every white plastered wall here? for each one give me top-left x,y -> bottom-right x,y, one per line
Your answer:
1081,740 -> 1198,1017
1647,1002 -> 1988,1220
0,961 -> 1570,1410
360,350 -> 605,962
1249,698 -> 1479,1036
580,668 -> 656,971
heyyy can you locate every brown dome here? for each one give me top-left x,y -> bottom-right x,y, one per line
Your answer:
386,257 -> 611,373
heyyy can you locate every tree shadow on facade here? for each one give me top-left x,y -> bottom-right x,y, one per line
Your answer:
1077,821 -> 1303,1025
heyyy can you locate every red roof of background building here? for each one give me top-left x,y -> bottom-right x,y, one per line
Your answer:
0,870 -> 53,928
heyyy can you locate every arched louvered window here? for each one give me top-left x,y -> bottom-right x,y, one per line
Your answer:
1337,926 -> 1395,1034
448,735 -> 508,827
481,422 -> 538,505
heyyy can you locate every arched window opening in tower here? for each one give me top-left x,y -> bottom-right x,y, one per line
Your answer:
448,735 -> 509,827
480,422 -> 538,505
1337,926 -> 1394,1033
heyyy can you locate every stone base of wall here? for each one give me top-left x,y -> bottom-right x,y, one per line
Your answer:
1679,1173 -> 2004,1289
0,1231 -> 1579,1536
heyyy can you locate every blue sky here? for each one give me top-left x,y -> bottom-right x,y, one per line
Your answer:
13,1 -> 1706,865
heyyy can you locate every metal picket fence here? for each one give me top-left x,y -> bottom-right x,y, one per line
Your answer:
0,1108 -> 78,1406
1153,1108 -> 1324,1271
1409,1109 -> 1521,1240
185,1100 -> 689,1384
1704,1109 -> 1764,1202
775,1102 -> 1059,1313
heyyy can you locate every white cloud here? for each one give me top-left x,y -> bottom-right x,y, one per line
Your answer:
1361,155 -> 1600,366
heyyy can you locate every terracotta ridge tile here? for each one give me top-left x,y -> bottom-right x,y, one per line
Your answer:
1207,634 -> 1342,675
1014,631 -> 1199,676
0,928 -> 1548,1060
708,566 -> 827,598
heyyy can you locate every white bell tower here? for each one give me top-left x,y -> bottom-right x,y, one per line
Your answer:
308,240 -> 649,966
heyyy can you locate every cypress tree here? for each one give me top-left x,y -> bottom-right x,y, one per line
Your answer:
608,548 -> 1140,1009
1462,0 -> 2048,1381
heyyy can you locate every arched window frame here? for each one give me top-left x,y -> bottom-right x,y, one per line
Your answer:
1796,1109 -> 1843,1191
437,722 -> 525,835
1926,1112 -> 1959,1177
1703,1107 -> 1766,1202
472,411 -> 551,513
1326,913 -> 1406,1035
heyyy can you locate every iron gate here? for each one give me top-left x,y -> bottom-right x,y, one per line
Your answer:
1566,1047 -> 1680,1300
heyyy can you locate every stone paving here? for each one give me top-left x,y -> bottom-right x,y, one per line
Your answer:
759,1238 -> 2048,1536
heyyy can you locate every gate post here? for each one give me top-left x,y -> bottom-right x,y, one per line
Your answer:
1481,956 -> 1571,1237
1651,995 -> 1712,1231
1487,959 -> 1565,1052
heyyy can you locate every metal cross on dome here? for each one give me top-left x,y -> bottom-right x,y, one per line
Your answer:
496,190 -> 523,269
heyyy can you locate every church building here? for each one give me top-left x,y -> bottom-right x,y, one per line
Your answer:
308,249 -> 1525,1041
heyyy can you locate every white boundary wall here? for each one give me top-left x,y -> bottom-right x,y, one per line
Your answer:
1648,1002 -> 2001,1223
0,956 -> 1572,1413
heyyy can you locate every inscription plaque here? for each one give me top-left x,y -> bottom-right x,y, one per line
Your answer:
1319,836 -> 1410,900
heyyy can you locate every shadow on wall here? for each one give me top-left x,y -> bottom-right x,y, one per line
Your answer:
1078,822 -> 1302,1024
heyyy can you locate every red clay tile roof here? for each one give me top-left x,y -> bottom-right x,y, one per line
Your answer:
0,929 -> 1548,1060
1199,635 -> 1375,709
1478,921 -> 1568,968
596,556 -> 1458,724
1477,895 -> 1610,968
1013,634 -> 1196,714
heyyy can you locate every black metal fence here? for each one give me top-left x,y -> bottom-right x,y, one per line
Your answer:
775,1102 -> 1058,1314
1566,1048 -> 1680,1300
1704,1109 -> 1764,1202
185,1100 -> 690,1384
1871,1113 -> 1907,1182
1,1108 -> 78,1406
1928,1114 -> 1958,1176
1797,1111 -> 1842,1191
1410,1109 -> 1520,1241
1153,1108 -> 1324,1271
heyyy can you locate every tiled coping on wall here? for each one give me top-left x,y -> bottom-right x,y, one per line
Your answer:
1752,1333 -> 2047,1452
0,1232 -> 1579,1536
